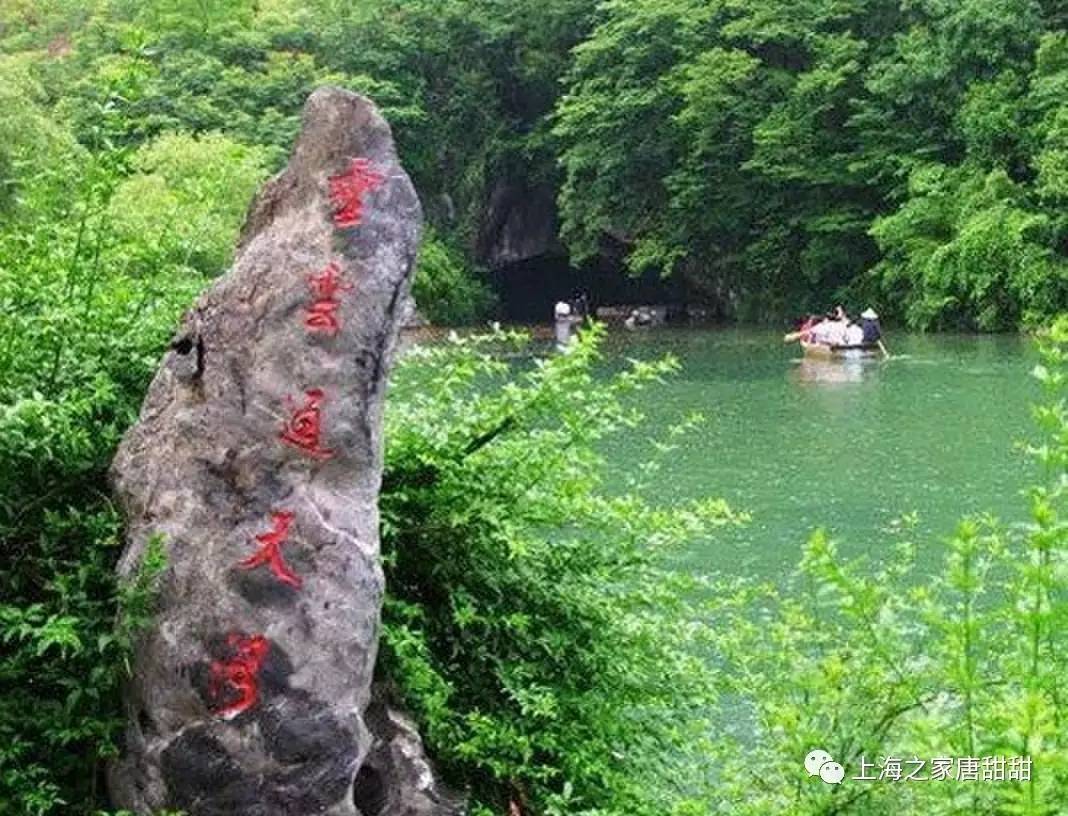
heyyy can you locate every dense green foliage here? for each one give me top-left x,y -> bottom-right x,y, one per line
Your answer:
0,90 -> 264,812
411,231 -> 496,326
555,0 -> 1068,327
5,0 -> 1064,328
380,327 -> 736,814
2,1 -> 1068,815
0,0 -> 508,325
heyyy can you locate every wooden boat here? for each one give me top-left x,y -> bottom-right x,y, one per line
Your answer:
800,339 -> 881,359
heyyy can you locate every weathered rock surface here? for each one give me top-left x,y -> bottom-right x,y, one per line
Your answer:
108,87 -> 440,815
476,180 -> 563,269
355,685 -> 466,816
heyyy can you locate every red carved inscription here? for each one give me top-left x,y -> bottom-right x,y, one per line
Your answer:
304,261 -> 353,336
210,633 -> 269,719
239,510 -> 300,588
328,157 -> 384,228
279,388 -> 333,460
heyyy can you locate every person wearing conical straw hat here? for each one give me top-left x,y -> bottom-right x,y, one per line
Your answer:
860,309 -> 880,341
860,308 -> 889,357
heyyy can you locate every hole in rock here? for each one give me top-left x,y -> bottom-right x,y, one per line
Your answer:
352,763 -> 387,816
172,337 -> 194,355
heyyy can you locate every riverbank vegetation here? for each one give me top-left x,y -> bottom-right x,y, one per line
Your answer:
555,0 -> 1068,329
380,326 -> 737,815
2,1 -> 1068,815
2,0 -> 1066,328
703,320 -> 1068,814
4,296 -> 1067,813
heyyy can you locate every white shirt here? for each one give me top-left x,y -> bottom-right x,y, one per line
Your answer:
811,320 -> 847,345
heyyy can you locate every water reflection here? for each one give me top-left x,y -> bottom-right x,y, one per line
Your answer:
793,357 -> 869,384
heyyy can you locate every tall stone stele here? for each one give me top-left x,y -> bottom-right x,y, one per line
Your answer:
109,88 -> 450,815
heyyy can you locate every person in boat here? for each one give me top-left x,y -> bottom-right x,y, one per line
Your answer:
844,320 -> 864,346
860,308 -> 882,344
809,306 -> 849,346
624,307 -> 654,330
785,312 -> 836,344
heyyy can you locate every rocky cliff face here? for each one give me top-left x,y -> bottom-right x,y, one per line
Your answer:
108,87 -> 453,816
476,180 -> 563,270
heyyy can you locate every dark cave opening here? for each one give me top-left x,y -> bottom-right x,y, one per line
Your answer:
489,253 -> 683,323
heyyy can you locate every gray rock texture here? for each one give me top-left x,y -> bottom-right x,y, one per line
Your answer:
108,87 -> 432,815
355,686 -> 467,816
476,180 -> 562,269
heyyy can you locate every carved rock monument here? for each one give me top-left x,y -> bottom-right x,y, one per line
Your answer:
108,87 -> 436,815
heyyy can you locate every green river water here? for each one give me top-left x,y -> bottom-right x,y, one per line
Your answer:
596,328 -> 1038,582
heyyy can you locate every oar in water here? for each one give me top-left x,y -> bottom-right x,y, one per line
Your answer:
878,339 -> 890,359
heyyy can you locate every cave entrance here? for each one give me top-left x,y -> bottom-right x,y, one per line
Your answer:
490,253 -> 682,324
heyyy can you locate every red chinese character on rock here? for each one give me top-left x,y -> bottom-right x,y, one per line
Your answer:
210,633 -> 269,719
239,510 -> 301,588
304,261 -> 353,336
279,388 -> 334,460
328,157 -> 384,228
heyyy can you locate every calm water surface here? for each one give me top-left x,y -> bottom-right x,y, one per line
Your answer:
596,328 -> 1038,582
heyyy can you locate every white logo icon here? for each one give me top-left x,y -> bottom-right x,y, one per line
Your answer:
805,748 -> 844,784
820,761 -> 845,784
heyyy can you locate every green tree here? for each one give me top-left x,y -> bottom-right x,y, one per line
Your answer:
108,131 -> 270,275
412,232 -> 496,326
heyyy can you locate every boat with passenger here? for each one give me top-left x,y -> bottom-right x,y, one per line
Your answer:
800,339 -> 881,359
785,307 -> 887,359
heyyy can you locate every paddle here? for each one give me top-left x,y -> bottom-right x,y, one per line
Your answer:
878,339 -> 890,359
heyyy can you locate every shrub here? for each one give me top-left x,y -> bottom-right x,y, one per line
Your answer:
107,131 -> 270,276
702,316 -> 1068,815
0,127 -> 256,814
869,165 -> 1068,331
380,325 -> 739,815
412,232 -> 496,326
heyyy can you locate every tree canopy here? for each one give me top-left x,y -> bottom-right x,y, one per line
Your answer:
555,0 -> 1068,328
2,0 -> 1064,328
